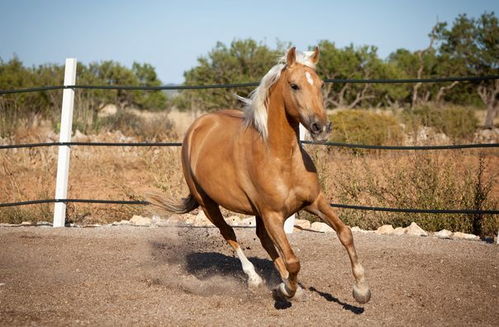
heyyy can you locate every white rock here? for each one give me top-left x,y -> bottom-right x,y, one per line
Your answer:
434,229 -> 453,239
406,222 -> 428,237
165,214 -> 181,223
239,217 -> 256,227
351,226 -> 362,232
83,224 -> 101,228
183,214 -> 196,224
36,221 -> 51,226
376,224 -> 395,235
393,227 -> 406,236
130,215 -> 152,226
311,222 -> 333,233
452,232 -> 480,241
294,219 -> 311,230
152,217 -> 170,227
21,221 -> 33,226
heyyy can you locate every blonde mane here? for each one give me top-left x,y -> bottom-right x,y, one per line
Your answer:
237,50 -> 317,140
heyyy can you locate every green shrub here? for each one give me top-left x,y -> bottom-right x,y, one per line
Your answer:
100,110 -> 145,135
329,110 -> 404,146
402,105 -> 478,141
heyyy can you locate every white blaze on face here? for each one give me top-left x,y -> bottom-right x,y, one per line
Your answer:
305,71 -> 314,86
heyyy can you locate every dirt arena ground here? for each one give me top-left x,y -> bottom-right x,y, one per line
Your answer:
0,226 -> 497,326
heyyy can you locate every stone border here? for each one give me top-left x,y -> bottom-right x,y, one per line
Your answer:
1,214 -> 496,244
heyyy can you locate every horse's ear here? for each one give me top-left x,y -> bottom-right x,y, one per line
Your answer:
311,46 -> 320,65
286,47 -> 297,67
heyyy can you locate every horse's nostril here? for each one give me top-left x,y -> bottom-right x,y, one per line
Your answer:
311,122 -> 321,133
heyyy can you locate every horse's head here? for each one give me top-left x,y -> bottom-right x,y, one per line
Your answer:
281,47 -> 331,141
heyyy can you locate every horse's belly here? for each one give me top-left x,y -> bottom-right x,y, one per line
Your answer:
196,164 -> 255,215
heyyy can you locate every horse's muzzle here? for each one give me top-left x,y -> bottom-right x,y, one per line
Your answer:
308,119 -> 332,141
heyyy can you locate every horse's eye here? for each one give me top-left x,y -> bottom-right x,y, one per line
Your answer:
290,83 -> 300,90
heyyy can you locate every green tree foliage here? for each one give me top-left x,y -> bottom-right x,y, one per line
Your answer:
432,12 -> 499,127
180,39 -> 284,111
317,40 -> 408,109
1,12 -> 497,135
0,58 -> 167,136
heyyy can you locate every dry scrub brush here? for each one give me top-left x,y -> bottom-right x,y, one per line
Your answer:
305,147 -> 498,237
1,126 -> 497,236
0,136 -> 185,225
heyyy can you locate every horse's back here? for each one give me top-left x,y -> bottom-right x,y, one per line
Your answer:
183,109 -> 245,154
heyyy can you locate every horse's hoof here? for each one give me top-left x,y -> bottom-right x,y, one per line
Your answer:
275,283 -> 306,302
248,275 -> 264,289
353,284 -> 371,304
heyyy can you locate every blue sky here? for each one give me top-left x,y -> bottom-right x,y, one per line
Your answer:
0,0 -> 497,83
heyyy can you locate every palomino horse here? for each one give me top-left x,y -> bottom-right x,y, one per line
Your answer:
149,47 -> 371,303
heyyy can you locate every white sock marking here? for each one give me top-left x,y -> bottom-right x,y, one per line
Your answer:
235,247 -> 263,287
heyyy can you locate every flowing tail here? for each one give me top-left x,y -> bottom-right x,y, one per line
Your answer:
146,192 -> 199,214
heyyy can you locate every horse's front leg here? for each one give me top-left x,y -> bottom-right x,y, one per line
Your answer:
306,193 -> 371,304
261,211 -> 304,300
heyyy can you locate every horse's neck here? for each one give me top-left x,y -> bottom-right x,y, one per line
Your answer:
266,84 -> 300,158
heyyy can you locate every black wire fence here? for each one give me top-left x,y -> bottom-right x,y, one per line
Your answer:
1,74 -> 498,215
1,75 -> 498,95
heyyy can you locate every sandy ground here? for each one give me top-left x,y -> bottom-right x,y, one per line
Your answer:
0,226 -> 498,326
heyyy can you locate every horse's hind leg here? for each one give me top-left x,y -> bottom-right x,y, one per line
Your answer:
306,193 -> 371,304
201,200 -> 263,289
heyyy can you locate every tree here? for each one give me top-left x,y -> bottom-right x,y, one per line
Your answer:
132,62 -> 167,111
0,58 -> 62,127
181,39 -> 284,111
317,40 -> 404,109
433,12 -> 499,128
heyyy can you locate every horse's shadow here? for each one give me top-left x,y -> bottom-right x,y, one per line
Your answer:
150,241 -> 364,313
185,251 -> 280,286
149,241 -> 280,286
308,286 -> 364,314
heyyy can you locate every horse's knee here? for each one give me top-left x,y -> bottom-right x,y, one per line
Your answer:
285,256 -> 301,275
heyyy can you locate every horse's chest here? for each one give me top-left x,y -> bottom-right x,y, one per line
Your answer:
254,165 -> 319,212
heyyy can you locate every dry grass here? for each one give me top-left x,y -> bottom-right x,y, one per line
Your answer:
0,127 -> 186,225
304,147 -> 498,236
1,115 -> 498,236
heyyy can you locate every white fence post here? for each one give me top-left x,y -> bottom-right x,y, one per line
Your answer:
283,124 -> 309,234
53,58 -> 77,227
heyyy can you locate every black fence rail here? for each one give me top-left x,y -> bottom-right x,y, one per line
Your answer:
1,74 -> 498,216
1,75 -> 498,95
2,141 -> 499,151
1,198 -> 498,215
